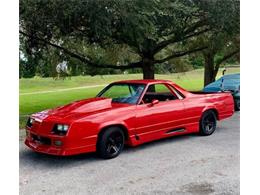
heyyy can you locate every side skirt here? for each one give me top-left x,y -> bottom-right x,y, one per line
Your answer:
165,128 -> 185,134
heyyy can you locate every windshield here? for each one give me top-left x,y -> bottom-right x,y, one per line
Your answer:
97,83 -> 146,104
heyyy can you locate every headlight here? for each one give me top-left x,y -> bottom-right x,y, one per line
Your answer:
52,124 -> 70,135
26,117 -> 34,128
57,124 -> 69,131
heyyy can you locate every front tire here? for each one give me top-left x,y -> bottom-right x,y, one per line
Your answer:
97,127 -> 125,159
199,110 -> 217,136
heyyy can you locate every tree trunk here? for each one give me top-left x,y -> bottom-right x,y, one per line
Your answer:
142,59 -> 155,79
203,53 -> 215,86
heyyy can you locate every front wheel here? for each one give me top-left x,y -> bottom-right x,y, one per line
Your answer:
199,110 -> 217,136
97,127 -> 125,159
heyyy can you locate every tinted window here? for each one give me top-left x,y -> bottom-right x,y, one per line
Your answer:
97,83 -> 145,104
142,84 -> 178,103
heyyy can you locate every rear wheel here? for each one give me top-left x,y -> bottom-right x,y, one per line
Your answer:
97,127 -> 125,159
199,110 -> 217,136
234,98 -> 240,111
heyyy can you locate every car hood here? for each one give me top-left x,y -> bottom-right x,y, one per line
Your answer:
31,97 -> 125,122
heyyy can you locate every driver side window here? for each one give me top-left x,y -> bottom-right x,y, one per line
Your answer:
142,84 -> 178,104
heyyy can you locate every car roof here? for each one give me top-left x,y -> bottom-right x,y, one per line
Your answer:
219,73 -> 240,80
204,73 -> 240,91
112,79 -> 173,85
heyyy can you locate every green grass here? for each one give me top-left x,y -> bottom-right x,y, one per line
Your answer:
19,67 -> 239,128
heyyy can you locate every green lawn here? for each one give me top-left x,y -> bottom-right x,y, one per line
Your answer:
19,67 -> 240,128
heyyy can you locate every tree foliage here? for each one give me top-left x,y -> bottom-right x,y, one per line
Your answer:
192,0 -> 240,85
19,0 -> 240,81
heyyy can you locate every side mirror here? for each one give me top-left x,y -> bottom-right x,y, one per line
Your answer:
150,99 -> 159,106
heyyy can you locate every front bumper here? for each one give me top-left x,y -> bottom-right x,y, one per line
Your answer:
25,130 -> 96,156
25,138 -> 67,155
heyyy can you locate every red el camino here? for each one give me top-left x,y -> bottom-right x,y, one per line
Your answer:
25,80 -> 234,159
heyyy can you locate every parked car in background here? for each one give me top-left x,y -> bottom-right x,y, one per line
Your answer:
203,73 -> 240,111
25,80 -> 234,159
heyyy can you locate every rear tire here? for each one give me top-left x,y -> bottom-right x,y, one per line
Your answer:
199,110 -> 217,136
97,127 -> 125,159
234,98 -> 240,111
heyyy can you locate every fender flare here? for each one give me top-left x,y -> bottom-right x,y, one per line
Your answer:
201,106 -> 219,120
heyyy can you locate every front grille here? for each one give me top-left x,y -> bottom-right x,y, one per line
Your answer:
31,134 -> 51,145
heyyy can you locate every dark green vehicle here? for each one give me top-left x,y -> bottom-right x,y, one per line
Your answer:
203,73 -> 240,111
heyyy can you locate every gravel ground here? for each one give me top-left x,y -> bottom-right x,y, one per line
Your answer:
19,112 -> 240,195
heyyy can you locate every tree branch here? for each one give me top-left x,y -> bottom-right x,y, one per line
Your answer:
154,46 -> 207,64
20,31 -> 141,70
183,27 -> 210,40
183,19 -> 207,35
153,20 -> 210,54
216,49 -> 240,67
213,49 -> 240,77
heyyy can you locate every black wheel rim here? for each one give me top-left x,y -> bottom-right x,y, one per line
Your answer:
203,113 -> 216,133
106,132 -> 123,155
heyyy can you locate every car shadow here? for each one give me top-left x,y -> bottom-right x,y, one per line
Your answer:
20,133 -> 202,169
123,133 -> 199,153
19,149 -> 101,169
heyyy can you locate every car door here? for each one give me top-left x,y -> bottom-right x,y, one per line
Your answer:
134,83 -> 186,143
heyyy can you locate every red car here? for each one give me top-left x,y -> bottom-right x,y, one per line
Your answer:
25,80 -> 234,159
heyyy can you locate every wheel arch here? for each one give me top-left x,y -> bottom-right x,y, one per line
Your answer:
202,107 -> 219,120
97,124 -> 129,141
